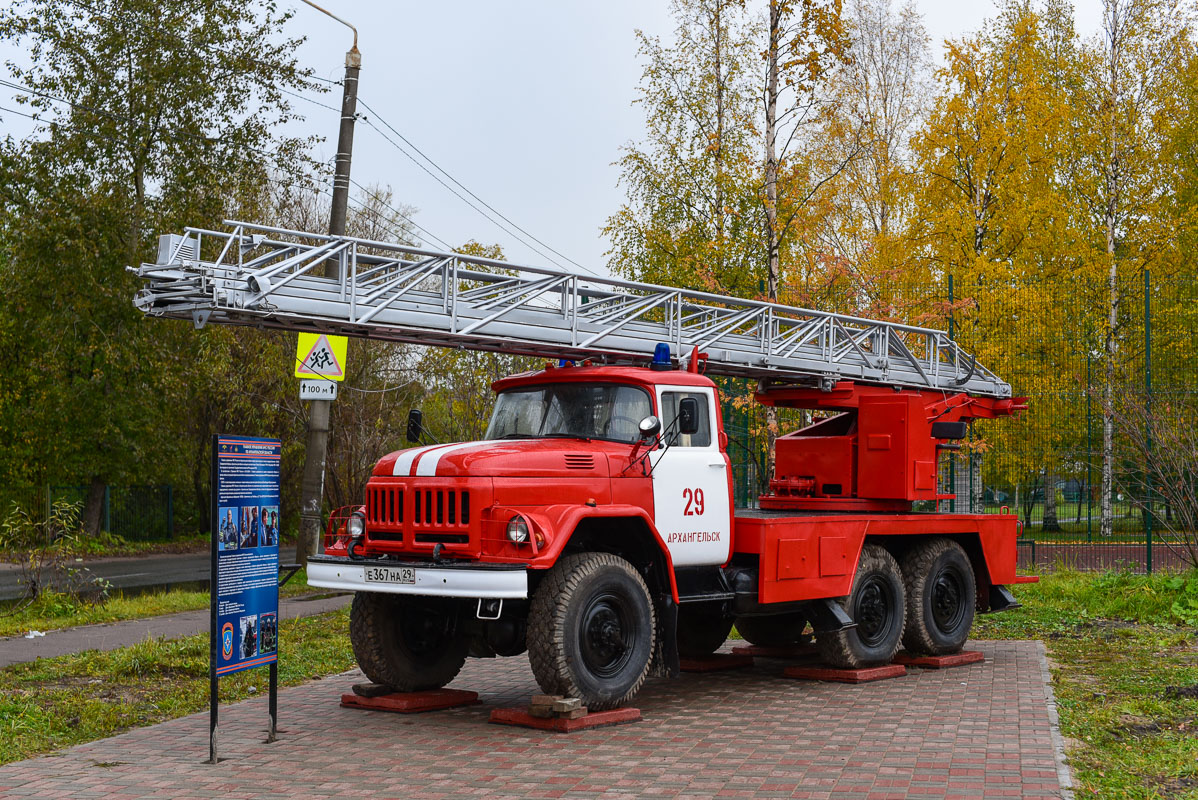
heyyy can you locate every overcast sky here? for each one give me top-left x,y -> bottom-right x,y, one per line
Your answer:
1,1 -> 1106,274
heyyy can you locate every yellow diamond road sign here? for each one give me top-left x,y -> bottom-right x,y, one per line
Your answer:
295,333 -> 347,381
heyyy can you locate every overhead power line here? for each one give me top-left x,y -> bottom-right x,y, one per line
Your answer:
278,85 -> 342,114
0,103 -> 38,122
2,77 -> 452,252
355,95 -> 604,278
344,176 -> 453,250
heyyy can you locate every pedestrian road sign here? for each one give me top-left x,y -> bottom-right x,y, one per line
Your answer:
295,333 -> 347,381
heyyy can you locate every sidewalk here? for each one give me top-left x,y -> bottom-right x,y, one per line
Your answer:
0,592 -> 351,667
0,640 -> 1073,799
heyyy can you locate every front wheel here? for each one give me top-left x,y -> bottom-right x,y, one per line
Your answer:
349,593 -> 468,691
528,553 -> 656,710
817,544 -> 905,669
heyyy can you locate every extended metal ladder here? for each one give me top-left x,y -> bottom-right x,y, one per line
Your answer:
129,221 -> 1011,397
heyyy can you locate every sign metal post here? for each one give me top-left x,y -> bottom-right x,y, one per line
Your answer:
209,440 -> 219,764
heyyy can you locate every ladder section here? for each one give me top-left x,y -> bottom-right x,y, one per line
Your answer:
130,221 -> 1011,398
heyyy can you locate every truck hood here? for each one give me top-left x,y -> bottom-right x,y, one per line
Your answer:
374,439 -> 629,478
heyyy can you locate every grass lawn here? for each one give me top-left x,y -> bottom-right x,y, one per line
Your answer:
0,569 -> 316,639
0,606 -> 355,766
974,570 -> 1198,799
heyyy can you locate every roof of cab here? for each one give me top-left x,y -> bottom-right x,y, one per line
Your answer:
492,361 -> 717,393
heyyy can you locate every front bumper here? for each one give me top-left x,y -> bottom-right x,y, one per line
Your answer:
307,555 -> 528,599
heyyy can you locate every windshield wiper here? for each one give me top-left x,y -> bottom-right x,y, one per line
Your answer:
498,433 -> 536,440
542,432 -> 592,441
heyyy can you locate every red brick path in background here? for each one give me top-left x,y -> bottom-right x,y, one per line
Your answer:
0,640 -> 1071,799
1018,541 -> 1191,572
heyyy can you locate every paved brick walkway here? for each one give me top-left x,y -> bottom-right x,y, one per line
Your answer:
0,640 -> 1071,799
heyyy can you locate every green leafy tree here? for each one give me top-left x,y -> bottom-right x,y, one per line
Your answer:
603,0 -> 763,296
0,0 -> 321,534
1064,0 -> 1192,536
907,4 -> 1089,521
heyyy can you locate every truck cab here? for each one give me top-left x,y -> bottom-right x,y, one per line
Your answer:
308,348 -> 1029,710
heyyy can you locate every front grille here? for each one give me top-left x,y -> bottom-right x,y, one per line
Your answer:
412,488 -> 470,527
367,485 -> 403,524
364,481 -> 477,551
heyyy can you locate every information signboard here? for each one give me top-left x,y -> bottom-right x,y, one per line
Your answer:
213,435 -> 280,674
209,434 -> 281,762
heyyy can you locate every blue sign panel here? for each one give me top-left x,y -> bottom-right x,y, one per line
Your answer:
213,435 -> 280,676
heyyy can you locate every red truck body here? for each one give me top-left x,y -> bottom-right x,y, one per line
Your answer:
310,355 -> 1033,709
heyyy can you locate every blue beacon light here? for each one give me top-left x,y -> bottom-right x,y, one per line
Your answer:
650,342 -> 672,371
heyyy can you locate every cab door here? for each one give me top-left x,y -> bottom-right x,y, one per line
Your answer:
651,386 -> 732,566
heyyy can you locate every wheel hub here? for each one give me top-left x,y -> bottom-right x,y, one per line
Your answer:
399,605 -> 452,661
580,594 -> 634,678
854,575 -> 892,647
931,570 -> 966,632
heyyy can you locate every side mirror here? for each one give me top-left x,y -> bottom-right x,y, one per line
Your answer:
406,409 -> 424,443
678,397 -> 701,435
638,415 -> 661,439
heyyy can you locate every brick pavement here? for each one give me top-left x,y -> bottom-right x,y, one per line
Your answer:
0,639 -> 1071,799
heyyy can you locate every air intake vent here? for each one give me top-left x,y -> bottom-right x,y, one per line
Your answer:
564,454 -> 594,470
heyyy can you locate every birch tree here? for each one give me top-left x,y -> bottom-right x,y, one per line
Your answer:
759,0 -> 852,475
909,4 -> 1086,517
604,0 -> 762,296
814,0 -> 932,320
1067,0 -> 1191,536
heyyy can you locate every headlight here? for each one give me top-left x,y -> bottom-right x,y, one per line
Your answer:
506,515 -> 530,544
347,512 -> 365,540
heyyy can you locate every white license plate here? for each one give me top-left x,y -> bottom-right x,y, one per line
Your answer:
363,566 -> 416,584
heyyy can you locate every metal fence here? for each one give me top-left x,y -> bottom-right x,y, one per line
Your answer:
950,270 -> 1196,573
721,269 -> 1197,574
0,485 -> 175,541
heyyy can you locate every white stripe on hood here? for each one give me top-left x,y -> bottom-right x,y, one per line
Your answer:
391,444 -> 450,476
414,441 -> 493,476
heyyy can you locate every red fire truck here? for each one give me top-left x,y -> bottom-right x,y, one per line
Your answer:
134,223 -> 1033,710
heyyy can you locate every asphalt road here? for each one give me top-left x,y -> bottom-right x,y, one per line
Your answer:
0,590 -> 348,667
0,548 -> 299,601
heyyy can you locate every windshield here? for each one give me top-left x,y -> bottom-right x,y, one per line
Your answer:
484,383 -> 653,444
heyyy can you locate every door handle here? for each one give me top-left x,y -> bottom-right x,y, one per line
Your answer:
707,460 -> 726,468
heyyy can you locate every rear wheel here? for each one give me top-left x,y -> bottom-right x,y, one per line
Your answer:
676,605 -> 734,657
349,593 -> 468,691
734,613 -> 810,648
817,544 -> 905,669
528,553 -> 655,710
901,538 -> 976,655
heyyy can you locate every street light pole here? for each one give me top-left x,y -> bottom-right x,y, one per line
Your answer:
296,1 -> 360,566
